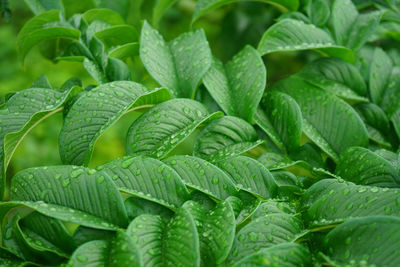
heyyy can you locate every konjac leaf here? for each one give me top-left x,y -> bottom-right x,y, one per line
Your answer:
202,45 -> 266,123
257,19 -> 353,62
163,155 -> 237,200
6,165 -> 128,229
336,147 -> 400,187
17,10 -> 80,62
302,179 -> 400,227
192,0 -> 299,23
255,91 -> 302,152
127,207 -> 200,267
183,200 -> 235,265
217,156 -> 277,199
323,216 -> 400,266
68,231 -> 141,267
273,76 -> 368,162
97,156 -> 189,210
194,116 -> 264,162
126,99 -> 222,158
226,213 -> 303,264
140,21 -> 212,98
0,86 -> 77,199
233,243 -> 312,267
59,81 -> 171,166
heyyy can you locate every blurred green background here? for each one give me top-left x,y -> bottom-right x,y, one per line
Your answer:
0,0 -> 309,179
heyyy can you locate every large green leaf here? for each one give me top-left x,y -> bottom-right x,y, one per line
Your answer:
59,81 -> 171,165
17,10 -> 80,62
3,165 -> 128,230
331,0 -> 382,50
67,231 -> 141,266
216,156 -> 277,199
192,0 -> 299,23
257,19 -> 353,62
0,86 -> 78,199
273,76 -> 368,162
369,47 -> 393,105
302,179 -> 400,227
183,200 -> 235,265
202,45 -> 266,123
194,116 -> 264,162
97,156 -> 190,210
163,155 -> 237,200
336,147 -> 400,187
126,99 -> 222,158
140,21 -> 212,98
127,207 -> 200,267
255,91 -> 302,152
323,216 -> 400,266
226,213 -> 304,264
233,243 -> 312,267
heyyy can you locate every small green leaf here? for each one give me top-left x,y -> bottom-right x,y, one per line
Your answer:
192,0 -> 299,23
140,21 -> 212,98
127,207 -> 200,267
126,99 -> 222,158
97,156 -> 190,210
163,155 -> 237,200
194,116 -> 264,162
323,216 -> 400,266
336,147 -> 400,187
273,76 -> 368,162
233,243 -> 312,267
255,91 -> 302,152
17,10 -> 80,62
217,156 -> 277,199
82,8 -> 125,25
183,200 -> 235,265
257,19 -> 354,62
202,45 -> 266,122
305,0 -> 330,27
59,81 -> 171,166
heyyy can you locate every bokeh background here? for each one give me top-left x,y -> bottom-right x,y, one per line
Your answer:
1,0 -> 311,179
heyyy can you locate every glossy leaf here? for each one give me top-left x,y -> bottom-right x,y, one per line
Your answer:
194,116 -> 264,162
59,81 -> 171,165
163,155 -> 237,200
202,45 -> 266,122
126,99 -> 222,158
140,21 -> 212,98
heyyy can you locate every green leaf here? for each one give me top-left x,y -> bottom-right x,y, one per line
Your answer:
59,81 -> 171,166
183,200 -> 235,265
335,147 -> 400,187
90,0 -> 131,19
391,108 -> 400,140
323,216 -> 400,266
67,231 -> 141,267
194,116 -> 264,162
124,197 -> 173,221
255,91 -> 302,152
233,243 -> 312,267
273,76 -> 368,162
202,45 -> 266,123
226,213 -> 303,264
227,193 -> 262,225
257,152 -> 304,170
140,21 -> 212,98
252,200 -> 296,219
302,179 -> 400,227
163,155 -> 237,200
192,0 -> 299,23
216,156 -> 277,199
300,57 -> 367,97
127,206 -> 200,267
305,0 -> 330,27
257,19 -> 354,62
24,0 -> 64,15
0,86 -> 78,199
6,165 -> 128,230
153,0 -> 178,25
381,66 -> 400,116
94,25 -> 138,48
126,99 -> 222,158
17,10 -> 80,62
82,8 -> 125,25
97,156 -> 190,210
369,47 -> 393,105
